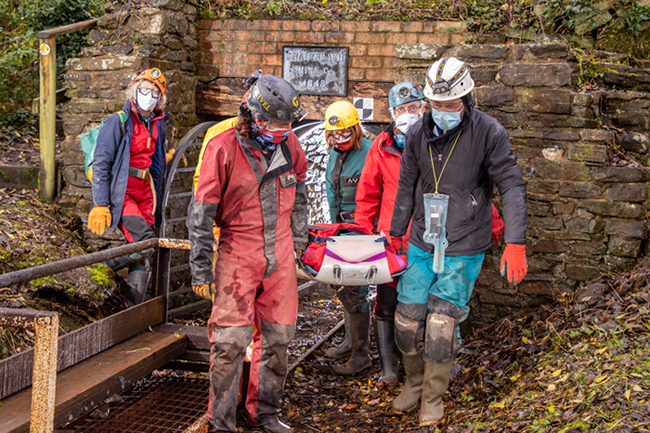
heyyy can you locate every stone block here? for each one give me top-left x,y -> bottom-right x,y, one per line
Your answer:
579,200 -> 645,219
488,111 -> 529,129
528,216 -> 563,230
525,178 -> 561,194
131,8 -> 169,35
152,0 -> 182,10
531,160 -> 592,181
470,64 -> 500,85
565,263 -> 603,281
619,132 -> 649,154
565,216 -> 597,233
67,56 -> 142,72
604,183 -> 647,202
528,44 -> 570,59
527,200 -> 551,217
529,238 -> 566,253
569,239 -> 607,255
572,93 -> 593,106
474,86 -> 514,107
498,63 -> 573,87
551,201 -> 577,217
395,43 -> 450,60
608,236 -> 641,257
518,281 -> 555,296
580,129 -> 612,142
566,143 -> 608,164
517,88 -> 571,114
559,181 -> 602,198
509,128 -> 580,141
591,166 -> 650,183
604,220 -> 646,238
457,45 -> 507,61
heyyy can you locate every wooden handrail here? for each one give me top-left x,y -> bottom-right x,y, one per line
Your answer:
37,18 -> 99,39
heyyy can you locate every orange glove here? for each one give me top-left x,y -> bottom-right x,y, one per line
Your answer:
500,244 -> 527,284
88,206 -> 111,235
193,283 -> 215,301
166,148 -> 176,164
86,167 -> 93,183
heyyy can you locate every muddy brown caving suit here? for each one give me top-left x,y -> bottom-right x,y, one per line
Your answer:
188,128 -> 308,432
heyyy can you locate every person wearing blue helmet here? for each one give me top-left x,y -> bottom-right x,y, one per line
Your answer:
354,81 -> 426,385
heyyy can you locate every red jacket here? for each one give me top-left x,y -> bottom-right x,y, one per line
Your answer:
355,130 -> 410,248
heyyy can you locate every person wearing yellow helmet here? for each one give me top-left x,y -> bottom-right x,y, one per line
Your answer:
323,100 -> 373,376
87,68 -> 172,306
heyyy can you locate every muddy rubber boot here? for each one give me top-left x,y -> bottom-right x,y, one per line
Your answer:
103,249 -> 153,273
257,418 -> 294,433
334,311 -> 371,375
125,259 -> 150,307
325,311 -> 351,359
374,318 -> 399,384
391,354 -> 425,414
418,360 -> 453,427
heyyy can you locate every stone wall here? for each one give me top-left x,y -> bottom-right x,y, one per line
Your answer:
396,43 -> 650,325
56,4 -> 650,325
59,0 -> 199,249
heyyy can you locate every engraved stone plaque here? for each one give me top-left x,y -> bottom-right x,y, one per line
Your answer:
282,46 -> 349,96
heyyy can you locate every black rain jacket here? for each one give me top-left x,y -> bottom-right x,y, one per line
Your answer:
389,106 -> 527,256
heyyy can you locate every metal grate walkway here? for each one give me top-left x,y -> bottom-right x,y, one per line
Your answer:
69,376 -> 209,433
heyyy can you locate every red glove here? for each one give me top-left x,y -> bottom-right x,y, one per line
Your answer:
491,204 -> 504,243
500,244 -> 527,284
389,236 -> 404,254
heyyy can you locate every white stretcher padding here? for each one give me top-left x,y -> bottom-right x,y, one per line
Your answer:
316,235 -> 392,285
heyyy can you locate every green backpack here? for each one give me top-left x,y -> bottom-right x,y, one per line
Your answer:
80,111 -> 127,181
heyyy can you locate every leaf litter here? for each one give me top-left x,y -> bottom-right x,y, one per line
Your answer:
284,260 -> 650,432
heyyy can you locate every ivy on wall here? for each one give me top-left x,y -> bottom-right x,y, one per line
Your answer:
200,0 -> 650,58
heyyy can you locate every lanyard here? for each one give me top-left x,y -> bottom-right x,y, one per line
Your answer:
428,132 -> 461,194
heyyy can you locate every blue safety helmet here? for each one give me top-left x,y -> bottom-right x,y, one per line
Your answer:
388,81 -> 425,109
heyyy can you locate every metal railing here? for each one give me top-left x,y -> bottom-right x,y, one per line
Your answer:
0,309 -> 59,433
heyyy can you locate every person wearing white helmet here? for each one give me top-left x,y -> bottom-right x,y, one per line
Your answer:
389,57 -> 528,426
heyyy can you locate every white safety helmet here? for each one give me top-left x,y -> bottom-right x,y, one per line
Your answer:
424,57 -> 474,101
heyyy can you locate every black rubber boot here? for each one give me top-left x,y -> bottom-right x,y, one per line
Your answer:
325,311 -> 351,359
373,318 -> 399,384
334,311 -> 371,375
125,258 -> 150,306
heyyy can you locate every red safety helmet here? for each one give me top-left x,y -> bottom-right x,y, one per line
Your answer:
133,68 -> 167,96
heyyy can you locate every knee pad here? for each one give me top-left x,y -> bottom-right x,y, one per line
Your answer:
424,296 -> 465,363
394,302 -> 427,356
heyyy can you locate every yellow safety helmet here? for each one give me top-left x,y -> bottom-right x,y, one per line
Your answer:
324,101 -> 360,131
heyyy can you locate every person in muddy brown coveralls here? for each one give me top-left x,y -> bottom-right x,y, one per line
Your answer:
188,75 -> 308,433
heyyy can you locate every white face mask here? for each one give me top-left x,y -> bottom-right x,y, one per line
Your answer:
395,113 -> 420,135
136,91 -> 158,112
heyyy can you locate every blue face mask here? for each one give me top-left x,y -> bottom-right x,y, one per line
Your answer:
431,109 -> 462,131
394,132 -> 406,148
251,121 -> 287,152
